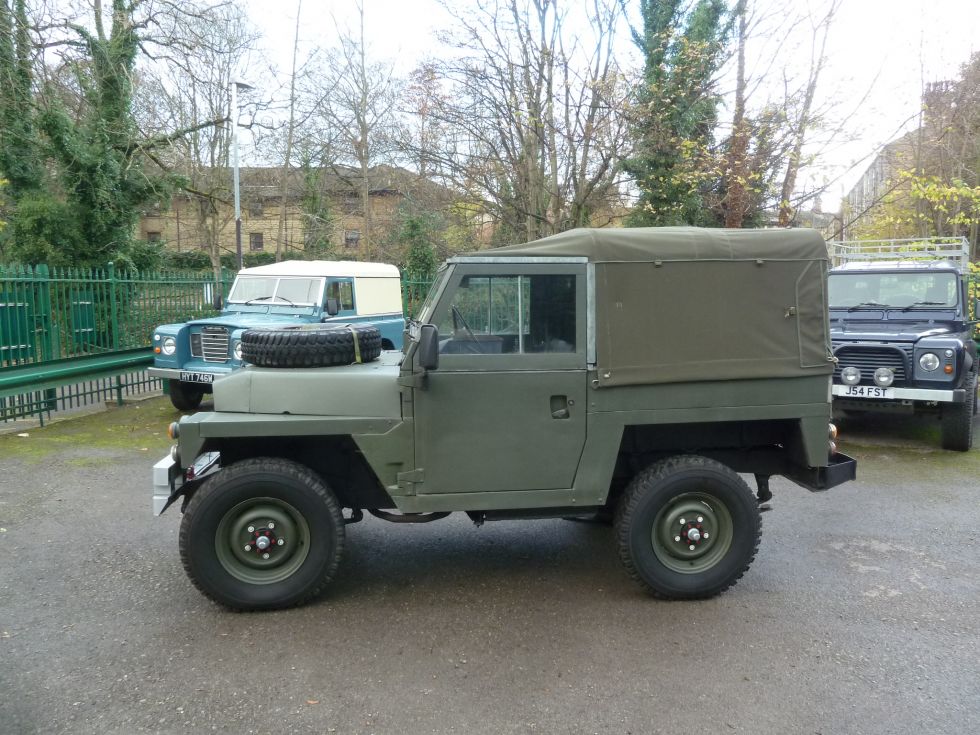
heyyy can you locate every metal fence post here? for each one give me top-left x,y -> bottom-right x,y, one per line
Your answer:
107,261 -> 120,351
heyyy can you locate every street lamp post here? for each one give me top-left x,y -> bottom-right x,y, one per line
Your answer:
231,81 -> 254,269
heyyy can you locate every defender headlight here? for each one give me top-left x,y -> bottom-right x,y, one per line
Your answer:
841,366 -> 861,385
162,336 -> 176,355
873,367 -> 894,387
234,341 -> 243,360
919,352 -> 940,371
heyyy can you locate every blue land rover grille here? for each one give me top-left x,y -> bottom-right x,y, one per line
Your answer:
200,326 -> 230,362
833,344 -> 911,385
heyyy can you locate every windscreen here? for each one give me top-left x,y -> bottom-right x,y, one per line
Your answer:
228,276 -> 323,305
828,271 -> 958,309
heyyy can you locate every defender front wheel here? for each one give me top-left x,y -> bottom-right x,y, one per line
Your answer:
615,455 -> 761,599
179,458 -> 345,610
940,372 -> 976,452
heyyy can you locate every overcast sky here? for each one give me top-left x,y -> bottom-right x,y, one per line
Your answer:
241,0 -> 980,204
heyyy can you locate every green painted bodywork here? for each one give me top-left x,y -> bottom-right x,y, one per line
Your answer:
175,227 -> 841,513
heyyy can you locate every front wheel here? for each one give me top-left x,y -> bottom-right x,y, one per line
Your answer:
179,458 -> 345,610
615,455 -> 761,599
940,372 -> 976,452
168,379 -> 204,411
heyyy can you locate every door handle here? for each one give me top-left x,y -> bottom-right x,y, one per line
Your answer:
550,395 -> 570,419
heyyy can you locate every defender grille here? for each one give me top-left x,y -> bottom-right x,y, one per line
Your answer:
201,326 -> 230,363
833,344 -> 911,385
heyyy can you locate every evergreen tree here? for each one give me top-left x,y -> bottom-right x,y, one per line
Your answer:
622,0 -> 729,226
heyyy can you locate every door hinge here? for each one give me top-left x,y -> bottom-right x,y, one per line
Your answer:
396,469 -> 424,494
396,372 -> 427,389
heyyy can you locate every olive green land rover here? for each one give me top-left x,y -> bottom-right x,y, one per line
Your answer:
153,227 -> 856,610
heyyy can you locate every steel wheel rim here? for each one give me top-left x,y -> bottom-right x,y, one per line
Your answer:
215,497 -> 311,584
651,491 -> 734,574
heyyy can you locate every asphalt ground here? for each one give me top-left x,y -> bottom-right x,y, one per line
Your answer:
1,399 -> 978,735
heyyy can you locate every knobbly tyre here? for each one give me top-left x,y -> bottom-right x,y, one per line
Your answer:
827,238 -> 978,451
152,227 -> 856,611
148,260 -> 405,411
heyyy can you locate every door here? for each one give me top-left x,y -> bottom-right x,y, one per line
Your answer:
414,265 -> 588,495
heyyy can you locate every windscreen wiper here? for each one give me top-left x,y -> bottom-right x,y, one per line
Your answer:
900,301 -> 947,311
846,301 -> 884,312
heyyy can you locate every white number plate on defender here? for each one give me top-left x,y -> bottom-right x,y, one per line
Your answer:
180,371 -> 215,384
833,384 -> 893,399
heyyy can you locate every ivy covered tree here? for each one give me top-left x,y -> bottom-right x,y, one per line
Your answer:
0,0 -> 230,269
622,0 -> 729,226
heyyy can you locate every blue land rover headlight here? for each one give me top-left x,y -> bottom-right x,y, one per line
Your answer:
918,352 -> 940,372
234,341 -> 243,360
162,336 -> 176,355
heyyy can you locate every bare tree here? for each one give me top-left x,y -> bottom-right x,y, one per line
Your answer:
419,0 -> 629,244
135,3 -> 261,282
776,0 -> 840,226
307,1 -> 399,259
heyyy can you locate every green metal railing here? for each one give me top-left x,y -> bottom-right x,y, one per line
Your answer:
0,263 -> 232,423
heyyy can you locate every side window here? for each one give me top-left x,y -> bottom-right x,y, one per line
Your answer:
325,279 -> 355,312
437,274 -> 576,354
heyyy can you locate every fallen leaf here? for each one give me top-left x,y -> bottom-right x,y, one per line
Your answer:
306,700 -> 319,705
16,433 -> 29,438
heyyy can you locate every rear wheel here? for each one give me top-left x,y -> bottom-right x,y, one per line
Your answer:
940,372 -> 976,452
168,379 -> 204,411
179,458 -> 345,610
615,455 -> 761,599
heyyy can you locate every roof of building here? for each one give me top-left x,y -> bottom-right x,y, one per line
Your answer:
238,260 -> 400,278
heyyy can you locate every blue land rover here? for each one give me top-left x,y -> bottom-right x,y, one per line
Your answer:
149,260 -> 405,409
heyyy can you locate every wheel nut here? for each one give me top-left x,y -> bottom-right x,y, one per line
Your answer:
703,533 -> 709,539
244,545 -> 251,551
268,522 -> 275,529
679,518 -> 686,525
674,535 -> 681,542
689,544 -> 696,551
277,539 -> 285,546
247,526 -> 255,533
262,553 -> 270,560
697,516 -> 703,523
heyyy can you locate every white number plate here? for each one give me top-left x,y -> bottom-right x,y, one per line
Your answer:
835,384 -> 893,399
180,371 -> 215,384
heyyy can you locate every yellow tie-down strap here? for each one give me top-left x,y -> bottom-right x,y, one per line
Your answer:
345,325 -> 362,363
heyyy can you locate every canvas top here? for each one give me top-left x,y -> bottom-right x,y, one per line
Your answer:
474,226 -> 828,263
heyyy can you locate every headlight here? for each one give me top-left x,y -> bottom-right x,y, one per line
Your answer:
841,366 -> 861,385
874,367 -> 894,387
919,352 -> 940,371
162,336 -> 176,355
234,341 -> 243,360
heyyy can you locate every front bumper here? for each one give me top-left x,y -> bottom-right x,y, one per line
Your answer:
832,385 -> 964,403
152,451 -> 220,515
152,455 -> 183,515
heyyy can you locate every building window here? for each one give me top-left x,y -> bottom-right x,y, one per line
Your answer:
146,231 -> 162,242
249,201 -> 263,217
249,232 -> 264,251
344,229 -> 361,248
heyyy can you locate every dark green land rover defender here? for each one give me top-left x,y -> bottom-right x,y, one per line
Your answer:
153,227 -> 856,610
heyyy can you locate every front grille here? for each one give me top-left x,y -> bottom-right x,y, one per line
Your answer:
201,326 -> 230,362
833,344 -> 911,385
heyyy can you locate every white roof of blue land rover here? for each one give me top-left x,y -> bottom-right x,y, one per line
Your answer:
238,260 -> 400,278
